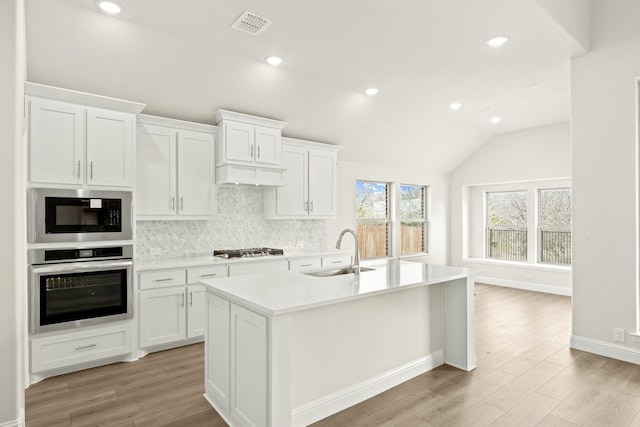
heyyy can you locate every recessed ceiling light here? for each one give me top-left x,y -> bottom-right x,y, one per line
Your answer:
449,102 -> 462,110
489,116 -> 501,124
97,1 -> 122,14
365,88 -> 379,96
265,56 -> 282,66
527,84 -> 541,90
486,36 -> 509,48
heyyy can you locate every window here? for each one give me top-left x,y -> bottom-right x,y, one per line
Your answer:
356,181 -> 390,258
400,184 -> 428,255
538,188 -> 572,265
486,191 -> 528,261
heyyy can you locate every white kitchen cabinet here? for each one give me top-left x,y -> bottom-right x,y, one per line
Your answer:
136,115 -> 216,219
138,265 -> 228,350
228,259 -> 289,277
264,138 -> 342,219
322,254 -> 352,268
214,109 -> 288,185
30,321 -> 133,382
289,257 -> 322,272
139,286 -> 187,348
27,95 -> 137,188
205,294 -> 268,427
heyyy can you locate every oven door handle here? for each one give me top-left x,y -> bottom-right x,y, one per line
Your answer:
31,259 -> 133,274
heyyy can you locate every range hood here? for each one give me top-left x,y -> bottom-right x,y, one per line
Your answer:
214,109 -> 288,186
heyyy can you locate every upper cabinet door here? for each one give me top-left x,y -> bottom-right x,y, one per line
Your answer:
308,149 -> 337,217
224,121 -> 255,164
276,146 -> 308,217
254,126 -> 281,166
86,108 -> 134,187
177,130 -> 215,216
136,124 -> 177,216
29,97 -> 85,185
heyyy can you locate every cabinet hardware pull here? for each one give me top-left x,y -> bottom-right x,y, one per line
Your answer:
250,144 -> 254,158
304,201 -> 309,212
200,273 -> 217,277
181,292 -> 185,307
90,161 -> 94,180
330,260 -> 342,264
257,145 -> 261,159
180,197 -> 184,210
189,291 -> 193,306
75,343 -> 97,351
171,196 -> 175,210
76,160 -> 81,179
300,264 -> 312,267
310,201 -> 314,212
154,278 -> 173,282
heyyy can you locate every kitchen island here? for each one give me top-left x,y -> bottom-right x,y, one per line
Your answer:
200,259 -> 475,427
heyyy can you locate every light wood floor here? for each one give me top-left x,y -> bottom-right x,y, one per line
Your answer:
25,284 -> 640,426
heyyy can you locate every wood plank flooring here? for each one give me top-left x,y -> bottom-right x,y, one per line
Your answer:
25,284 -> 640,426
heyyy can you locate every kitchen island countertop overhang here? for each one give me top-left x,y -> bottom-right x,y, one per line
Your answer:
199,259 -> 473,316
200,259 -> 476,427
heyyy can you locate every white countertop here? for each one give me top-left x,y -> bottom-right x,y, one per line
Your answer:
136,248 -> 351,271
200,259 -> 472,316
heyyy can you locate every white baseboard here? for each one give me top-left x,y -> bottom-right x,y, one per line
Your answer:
0,410 -> 24,427
571,335 -> 640,364
474,275 -> 572,296
291,351 -> 444,427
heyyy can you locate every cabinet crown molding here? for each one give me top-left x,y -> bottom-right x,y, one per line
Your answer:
25,82 -> 146,114
282,137 -> 343,152
214,109 -> 287,130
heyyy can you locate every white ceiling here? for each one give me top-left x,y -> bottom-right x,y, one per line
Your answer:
25,0 -> 590,173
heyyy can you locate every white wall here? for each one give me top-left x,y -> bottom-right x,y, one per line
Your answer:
326,160 -> 449,265
449,122 -> 572,294
0,0 -> 25,425
571,33 -> 640,361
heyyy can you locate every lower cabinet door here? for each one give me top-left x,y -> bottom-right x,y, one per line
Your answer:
205,294 -> 231,412
187,285 -> 206,338
139,287 -> 186,348
230,303 -> 268,427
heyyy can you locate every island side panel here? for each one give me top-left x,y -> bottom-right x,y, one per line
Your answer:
290,284 -> 443,418
442,277 -> 476,371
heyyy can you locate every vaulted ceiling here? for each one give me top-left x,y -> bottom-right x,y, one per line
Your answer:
25,0 -> 590,173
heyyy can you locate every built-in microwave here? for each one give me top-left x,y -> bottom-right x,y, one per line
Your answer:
28,188 -> 133,243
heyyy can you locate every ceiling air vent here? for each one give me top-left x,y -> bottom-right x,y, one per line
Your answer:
231,11 -> 272,36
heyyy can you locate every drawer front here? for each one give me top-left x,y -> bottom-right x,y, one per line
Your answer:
187,265 -> 229,284
289,257 -> 322,272
139,269 -> 186,290
31,323 -> 132,373
228,259 -> 289,276
322,254 -> 352,268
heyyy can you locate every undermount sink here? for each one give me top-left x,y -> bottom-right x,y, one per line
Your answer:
304,266 -> 375,277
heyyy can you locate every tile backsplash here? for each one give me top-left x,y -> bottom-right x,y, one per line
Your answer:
136,186 -> 326,261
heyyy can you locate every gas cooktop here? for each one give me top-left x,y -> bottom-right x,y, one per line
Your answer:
213,248 -> 284,259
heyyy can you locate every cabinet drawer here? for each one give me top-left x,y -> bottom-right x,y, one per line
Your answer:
139,269 -> 186,290
31,323 -> 133,373
322,254 -> 352,268
187,265 -> 229,283
228,259 -> 289,276
289,258 -> 322,272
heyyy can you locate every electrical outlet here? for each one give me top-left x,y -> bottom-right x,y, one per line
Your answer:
614,328 -> 626,343
150,247 -> 162,255
296,241 -> 304,249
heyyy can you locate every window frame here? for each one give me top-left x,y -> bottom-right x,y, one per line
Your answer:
485,190 -> 529,262
399,183 -> 430,256
468,179 -> 572,267
537,187 -> 572,265
355,180 -> 431,260
356,180 -> 391,259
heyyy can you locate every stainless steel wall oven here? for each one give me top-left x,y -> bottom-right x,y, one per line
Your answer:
29,188 -> 132,243
29,245 -> 133,333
